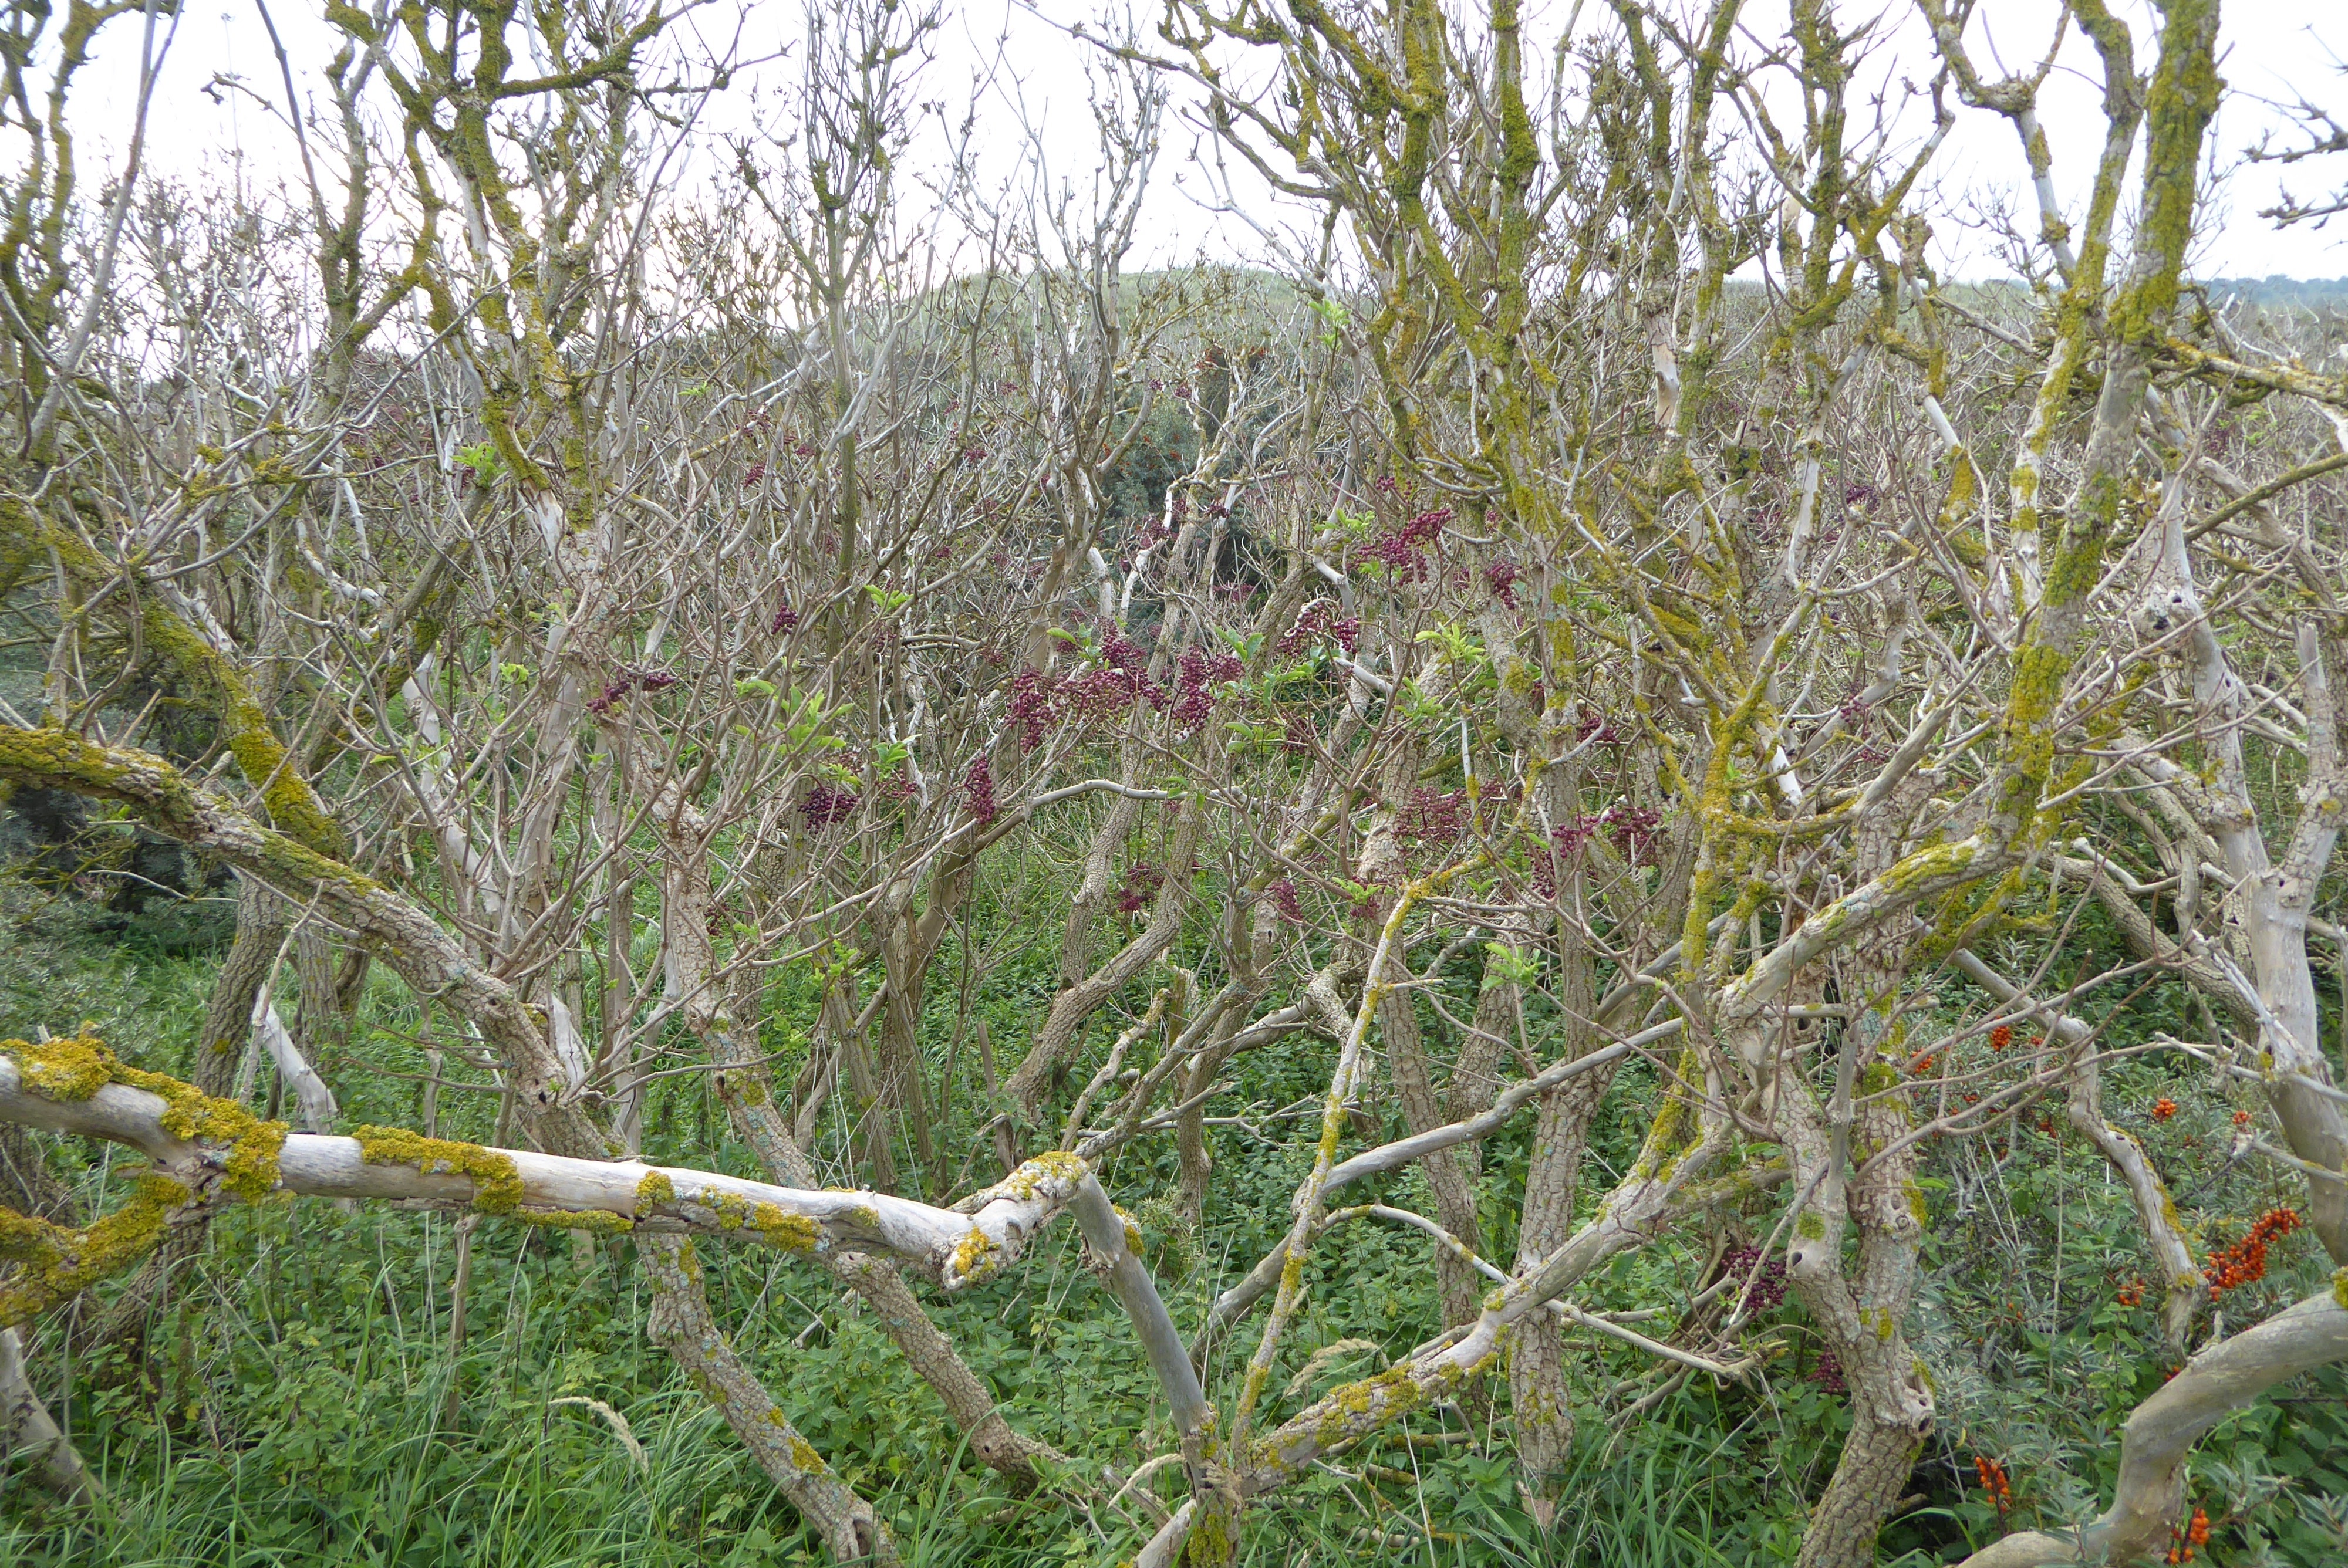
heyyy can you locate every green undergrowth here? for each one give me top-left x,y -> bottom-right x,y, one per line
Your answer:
1,887 -> 2344,1566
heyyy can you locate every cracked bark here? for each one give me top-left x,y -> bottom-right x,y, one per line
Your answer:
0,1327 -> 94,1501
640,1235 -> 895,1564
1505,936 -> 1610,1525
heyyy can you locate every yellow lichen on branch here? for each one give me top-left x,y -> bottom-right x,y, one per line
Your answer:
352,1125 -> 525,1214
0,500 -> 345,857
0,1030 -> 298,1326
0,1172 -> 194,1328
1,1032 -> 287,1202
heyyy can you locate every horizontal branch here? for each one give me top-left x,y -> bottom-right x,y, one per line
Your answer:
1325,1023 -> 1678,1189
0,1046 -> 1082,1291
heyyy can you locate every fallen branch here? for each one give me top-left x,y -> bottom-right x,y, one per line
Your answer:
0,1037 -> 1162,1300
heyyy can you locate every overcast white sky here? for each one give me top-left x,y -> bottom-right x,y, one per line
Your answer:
72,0 -> 2348,281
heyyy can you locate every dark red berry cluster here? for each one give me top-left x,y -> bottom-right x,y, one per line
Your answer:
800,783 -> 860,827
1115,862 -> 1163,915
1361,506 -> 1453,577
1721,1245 -> 1787,1312
1172,646 -> 1245,731
586,667 -> 680,717
1395,786 -> 1469,846
1274,603 -> 1362,657
962,757 -> 997,826
1485,558 -> 1521,608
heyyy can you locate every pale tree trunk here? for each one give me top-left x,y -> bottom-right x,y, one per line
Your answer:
0,1328 -> 94,1501
1060,782 -> 1144,991
1172,1006 -> 1235,1226
872,839 -> 978,1197
1780,1079 -> 1937,1568
875,924 -> 938,1193
1355,682 -> 1485,1327
709,1028 -> 1060,1488
293,925 -> 349,1071
1445,954 -> 1515,1178
1374,982 -> 1486,1327
2150,545 -> 2348,1262
830,978 -> 900,1194
650,796 -> 1059,1488
1168,890 -> 1269,1227
1783,773 -> 1938,1568
1005,802 -> 1203,1118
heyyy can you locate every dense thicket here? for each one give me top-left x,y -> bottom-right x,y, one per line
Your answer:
1,1 -> 2346,1564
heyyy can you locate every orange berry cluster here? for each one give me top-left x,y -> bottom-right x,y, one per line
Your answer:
2151,1097 -> 2178,1121
2114,1275 -> 2147,1307
2205,1208 -> 2301,1297
2231,1109 -> 2251,1127
1911,1053 -> 1937,1077
2165,1506 -> 2211,1563
1973,1456 -> 2012,1515
1989,1023 -> 2012,1051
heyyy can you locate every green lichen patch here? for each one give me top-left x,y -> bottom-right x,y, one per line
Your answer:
352,1124 -> 524,1214
0,724 -> 200,833
1185,1502 -> 1234,1567
635,1169 -> 675,1213
1310,1360 -> 1429,1448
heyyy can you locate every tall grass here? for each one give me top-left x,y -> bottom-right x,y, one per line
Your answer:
4,885 -> 2344,1566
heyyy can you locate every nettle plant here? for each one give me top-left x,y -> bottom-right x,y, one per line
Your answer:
1,0 -> 2346,1564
